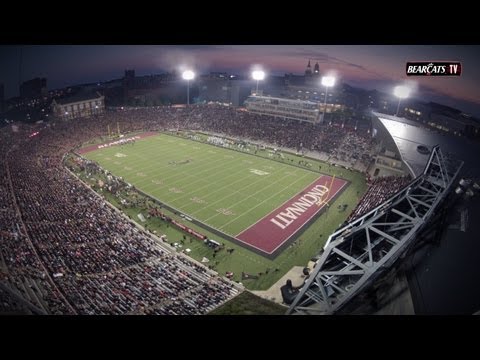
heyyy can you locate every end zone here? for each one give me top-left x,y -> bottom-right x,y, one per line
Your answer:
236,175 -> 349,256
77,132 -> 158,154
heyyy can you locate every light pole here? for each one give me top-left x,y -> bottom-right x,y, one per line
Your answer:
393,85 -> 410,116
321,76 -> 335,123
182,70 -> 195,105
252,70 -> 265,95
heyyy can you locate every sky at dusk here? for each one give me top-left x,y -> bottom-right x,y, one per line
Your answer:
1,45 -> 480,116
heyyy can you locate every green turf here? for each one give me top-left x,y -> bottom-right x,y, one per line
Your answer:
209,291 -> 287,315
84,133 -> 321,237
72,131 -> 367,291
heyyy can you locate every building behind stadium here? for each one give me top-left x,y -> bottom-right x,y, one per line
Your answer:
52,91 -> 105,120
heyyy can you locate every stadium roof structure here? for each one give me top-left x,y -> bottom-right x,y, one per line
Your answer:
286,144 -> 463,315
371,112 -> 469,177
54,91 -> 103,105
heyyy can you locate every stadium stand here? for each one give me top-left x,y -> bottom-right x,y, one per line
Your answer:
347,175 -> 412,222
0,104 -> 396,314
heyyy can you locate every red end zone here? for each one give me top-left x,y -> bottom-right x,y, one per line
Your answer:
77,132 -> 158,154
236,175 -> 348,255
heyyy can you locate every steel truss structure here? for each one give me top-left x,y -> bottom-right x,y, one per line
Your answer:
287,146 -> 463,314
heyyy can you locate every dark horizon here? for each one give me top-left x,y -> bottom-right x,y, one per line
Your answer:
1,45 -> 480,117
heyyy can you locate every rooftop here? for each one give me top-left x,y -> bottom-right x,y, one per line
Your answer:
55,91 -> 102,105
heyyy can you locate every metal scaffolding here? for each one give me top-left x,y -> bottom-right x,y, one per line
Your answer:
287,146 -> 463,315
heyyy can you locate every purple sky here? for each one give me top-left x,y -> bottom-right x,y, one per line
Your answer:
1,45 -> 480,116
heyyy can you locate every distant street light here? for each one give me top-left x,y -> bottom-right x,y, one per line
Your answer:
252,70 -> 265,95
182,70 -> 195,105
394,85 -> 410,116
321,76 -> 336,123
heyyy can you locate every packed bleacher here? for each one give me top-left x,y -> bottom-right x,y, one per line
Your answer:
347,175 -> 412,222
0,108 -> 245,315
0,104 -> 381,314
177,105 -> 376,168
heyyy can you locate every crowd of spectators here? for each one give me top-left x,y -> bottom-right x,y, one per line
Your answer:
177,105 -> 376,168
0,104 -> 387,314
0,107 -> 245,315
328,130 -> 375,169
347,175 -> 412,222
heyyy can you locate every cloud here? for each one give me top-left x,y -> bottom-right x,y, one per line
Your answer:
272,47 -> 370,72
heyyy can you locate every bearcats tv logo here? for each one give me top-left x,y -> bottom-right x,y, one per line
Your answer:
406,62 -> 461,76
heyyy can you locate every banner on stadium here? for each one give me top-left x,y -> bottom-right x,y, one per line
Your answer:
171,219 -> 207,240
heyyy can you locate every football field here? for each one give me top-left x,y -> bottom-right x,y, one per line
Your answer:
81,132 -> 348,256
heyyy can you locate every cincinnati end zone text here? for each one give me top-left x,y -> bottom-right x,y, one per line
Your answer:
236,175 -> 348,255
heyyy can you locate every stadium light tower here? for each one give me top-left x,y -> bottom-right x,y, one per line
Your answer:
321,76 -> 335,122
394,85 -> 410,117
182,70 -> 195,105
252,70 -> 265,95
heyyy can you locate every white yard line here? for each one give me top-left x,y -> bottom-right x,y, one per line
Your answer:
235,175 -> 325,235
261,179 -> 349,255
216,171 -> 314,229
190,166 -> 310,219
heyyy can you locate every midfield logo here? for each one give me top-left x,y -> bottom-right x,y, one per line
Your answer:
406,62 -> 461,76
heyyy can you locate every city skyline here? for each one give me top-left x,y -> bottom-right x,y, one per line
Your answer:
1,45 -> 480,116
